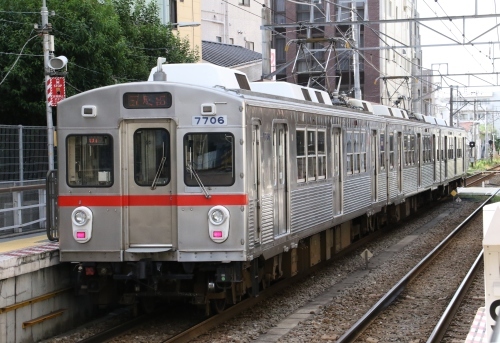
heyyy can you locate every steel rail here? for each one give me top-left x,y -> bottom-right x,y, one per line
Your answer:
426,250 -> 484,343
162,224 -> 395,343
335,191 -> 498,343
77,312 -> 152,343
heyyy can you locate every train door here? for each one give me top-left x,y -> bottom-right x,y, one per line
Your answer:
371,130 -> 378,202
454,137 -> 457,175
251,121 -> 262,244
433,134 -> 437,182
417,133 -> 421,187
397,132 -> 403,193
123,121 -> 174,252
273,122 -> 288,236
332,127 -> 342,216
444,136 -> 448,178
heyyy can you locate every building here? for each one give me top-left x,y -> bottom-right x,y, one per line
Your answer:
201,1 -> 265,53
149,0 -> 202,56
149,0 -> 424,111
268,0 -> 418,109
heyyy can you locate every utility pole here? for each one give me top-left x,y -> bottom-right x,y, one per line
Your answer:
352,0 -> 361,99
474,99 -> 478,161
41,0 -> 55,170
39,0 -> 67,171
449,86 -> 454,127
261,5 -> 272,80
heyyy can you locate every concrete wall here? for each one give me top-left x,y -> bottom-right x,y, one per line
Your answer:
0,246 -> 93,343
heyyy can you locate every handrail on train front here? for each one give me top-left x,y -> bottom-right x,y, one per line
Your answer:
46,170 -> 59,241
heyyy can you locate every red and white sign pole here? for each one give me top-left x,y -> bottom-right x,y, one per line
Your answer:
41,0 -> 55,170
41,0 -> 67,170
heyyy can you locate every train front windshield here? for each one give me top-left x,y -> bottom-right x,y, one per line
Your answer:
66,135 -> 113,187
184,133 -> 234,186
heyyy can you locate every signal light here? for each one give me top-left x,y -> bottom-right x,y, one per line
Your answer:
76,232 -> 86,239
213,231 -> 223,238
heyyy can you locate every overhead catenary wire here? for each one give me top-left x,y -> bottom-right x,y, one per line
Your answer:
0,34 -> 39,87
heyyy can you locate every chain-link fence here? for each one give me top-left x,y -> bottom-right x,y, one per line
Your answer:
0,125 -> 50,182
0,125 -> 51,234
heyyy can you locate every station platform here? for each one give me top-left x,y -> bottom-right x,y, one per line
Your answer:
465,307 -> 487,343
0,230 -> 93,343
0,231 -> 53,254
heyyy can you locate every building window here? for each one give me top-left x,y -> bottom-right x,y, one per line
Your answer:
229,38 -> 234,44
239,0 -> 250,6
216,36 -> 222,43
273,0 -> 286,24
245,41 -> 254,50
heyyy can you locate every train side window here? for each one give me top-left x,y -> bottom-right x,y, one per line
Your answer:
66,135 -> 113,187
403,134 -> 415,166
307,130 -> 317,181
380,133 -> 385,170
317,130 -> 326,179
389,133 -> 394,169
448,137 -> 454,159
346,131 -> 353,174
346,129 -> 366,174
134,129 -> 170,187
360,132 -> 366,172
184,132 -> 234,186
296,129 -> 306,182
410,134 -> 415,165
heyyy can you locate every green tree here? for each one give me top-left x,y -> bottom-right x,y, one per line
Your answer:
478,123 -> 497,141
0,0 -> 198,125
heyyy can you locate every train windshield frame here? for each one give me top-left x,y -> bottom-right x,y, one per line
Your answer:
184,132 -> 235,187
66,134 -> 113,187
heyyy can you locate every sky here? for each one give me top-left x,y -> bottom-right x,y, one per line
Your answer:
416,0 -> 500,95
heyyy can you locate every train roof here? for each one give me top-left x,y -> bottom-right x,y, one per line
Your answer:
250,81 -> 333,105
146,63 -> 453,128
147,63 -> 251,90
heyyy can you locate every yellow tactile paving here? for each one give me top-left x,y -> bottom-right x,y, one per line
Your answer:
0,234 -> 50,254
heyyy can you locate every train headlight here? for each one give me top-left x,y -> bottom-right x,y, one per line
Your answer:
71,206 -> 93,243
209,208 -> 225,225
208,206 -> 230,243
73,210 -> 88,226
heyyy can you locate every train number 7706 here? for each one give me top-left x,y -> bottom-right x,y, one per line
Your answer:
192,116 -> 228,126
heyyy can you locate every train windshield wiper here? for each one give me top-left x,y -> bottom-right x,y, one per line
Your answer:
151,156 -> 166,190
186,163 -> 211,199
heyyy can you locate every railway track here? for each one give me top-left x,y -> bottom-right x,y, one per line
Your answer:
337,192 -> 497,343
466,165 -> 500,187
40,194 -> 493,342
70,223 -> 389,342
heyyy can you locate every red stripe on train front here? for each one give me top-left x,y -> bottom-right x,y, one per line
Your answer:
58,194 -> 248,207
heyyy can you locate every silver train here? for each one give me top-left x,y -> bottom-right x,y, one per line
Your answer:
49,62 -> 466,311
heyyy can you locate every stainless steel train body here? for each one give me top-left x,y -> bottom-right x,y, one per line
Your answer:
53,64 -> 466,308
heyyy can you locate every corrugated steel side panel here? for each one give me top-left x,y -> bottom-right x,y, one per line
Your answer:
403,167 -> 418,194
377,171 -> 387,203
290,183 -> 333,233
344,175 -> 371,214
260,195 -> 274,245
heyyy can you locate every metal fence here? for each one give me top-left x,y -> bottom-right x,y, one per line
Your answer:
0,125 -> 50,234
0,125 -> 50,182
